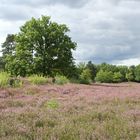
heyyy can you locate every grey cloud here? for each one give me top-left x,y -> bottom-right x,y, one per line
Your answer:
1,0 -> 89,8
1,0 -> 140,65
71,0 -> 140,64
0,4 -> 36,21
0,0 -> 89,21
0,6 -> 28,21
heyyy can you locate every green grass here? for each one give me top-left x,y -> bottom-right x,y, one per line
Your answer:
43,99 -> 59,109
28,75 -> 48,85
55,75 -> 69,85
0,72 -> 10,88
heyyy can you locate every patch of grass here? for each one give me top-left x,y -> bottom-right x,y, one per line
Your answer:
43,100 -> 59,109
0,72 -> 10,88
9,78 -> 23,88
55,75 -> 69,85
28,75 -> 48,85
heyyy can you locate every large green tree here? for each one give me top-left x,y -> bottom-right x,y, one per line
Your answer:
5,16 -> 77,77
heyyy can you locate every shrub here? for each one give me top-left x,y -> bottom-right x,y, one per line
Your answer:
95,70 -> 114,83
126,72 -> 135,82
55,75 -> 69,85
28,75 -> 48,85
9,78 -> 23,88
69,78 -> 80,84
0,72 -> 10,88
134,65 -> 140,82
79,69 -> 92,84
113,72 -> 123,83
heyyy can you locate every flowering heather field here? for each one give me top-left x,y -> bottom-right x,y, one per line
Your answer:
0,83 -> 140,140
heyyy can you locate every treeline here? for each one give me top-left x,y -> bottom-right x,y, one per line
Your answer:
75,61 -> 140,84
0,15 -> 140,84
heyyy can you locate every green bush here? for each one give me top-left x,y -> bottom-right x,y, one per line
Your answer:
95,70 -> 114,83
113,72 -> 123,83
55,75 -> 69,85
9,78 -> 23,88
28,75 -> 48,85
126,72 -> 135,82
79,69 -> 92,84
69,78 -> 80,84
134,65 -> 140,82
0,72 -> 10,88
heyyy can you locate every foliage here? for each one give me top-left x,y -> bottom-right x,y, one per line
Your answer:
0,57 -> 5,71
95,70 -> 114,83
1,34 -> 15,56
9,78 -> 23,88
4,16 -> 76,77
126,72 -> 135,82
134,65 -> 140,82
28,75 -> 48,85
86,61 -> 97,81
117,66 -> 128,82
79,69 -> 92,84
0,72 -> 10,88
113,72 -> 123,83
44,100 -> 59,109
1,34 -> 15,70
77,62 -> 87,74
55,75 -> 69,85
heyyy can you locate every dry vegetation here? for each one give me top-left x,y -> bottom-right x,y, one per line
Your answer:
0,82 -> 140,140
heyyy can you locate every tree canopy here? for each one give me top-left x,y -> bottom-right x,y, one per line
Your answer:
3,16 -> 77,77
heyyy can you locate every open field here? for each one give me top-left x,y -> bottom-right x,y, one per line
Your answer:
0,82 -> 140,140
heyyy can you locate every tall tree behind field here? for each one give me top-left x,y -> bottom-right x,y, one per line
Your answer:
4,16 -> 77,77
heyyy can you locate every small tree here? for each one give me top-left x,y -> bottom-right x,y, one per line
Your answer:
126,72 -> 135,82
1,34 -> 15,70
126,65 -> 135,82
86,61 -> 97,81
134,65 -> 140,82
117,66 -> 128,82
80,69 -> 92,84
95,70 -> 114,83
113,72 -> 123,83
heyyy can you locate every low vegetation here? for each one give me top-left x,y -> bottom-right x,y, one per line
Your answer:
55,75 -> 69,85
79,68 -> 92,84
0,72 -> 10,88
28,75 -> 48,85
0,83 -> 139,140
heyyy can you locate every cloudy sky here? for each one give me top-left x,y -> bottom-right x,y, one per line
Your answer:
1,0 -> 140,65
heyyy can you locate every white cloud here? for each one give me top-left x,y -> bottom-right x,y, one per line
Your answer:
0,0 -> 140,65
115,58 -> 140,66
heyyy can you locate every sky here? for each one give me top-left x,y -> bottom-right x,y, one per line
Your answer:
0,0 -> 140,66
